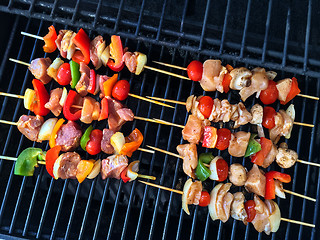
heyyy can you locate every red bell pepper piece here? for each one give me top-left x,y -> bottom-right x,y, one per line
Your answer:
202,126 -> 217,148
87,69 -> 96,94
45,145 -> 61,178
43,25 -> 57,53
244,200 -> 256,222
120,128 -> 144,157
32,79 -> 50,116
251,137 -> 273,166
280,77 -> 301,105
98,97 -> 109,121
265,171 -> 291,199
222,73 -> 232,93
120,167 -> 131,183
107,35 -> 124,72
72,28 -> 90,65
63,90 -> 82,121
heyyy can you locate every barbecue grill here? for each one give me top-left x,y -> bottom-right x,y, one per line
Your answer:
0,0 -> 319,239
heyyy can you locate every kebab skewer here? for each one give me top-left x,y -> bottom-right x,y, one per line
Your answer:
21,27 -> 318,103
146,145 -> 316,202
0,146 -> 155,183
139,180 -> 315,234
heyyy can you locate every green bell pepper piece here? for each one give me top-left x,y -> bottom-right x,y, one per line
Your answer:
195,153 -> 214,181
70,60 -> 81,89
199,152 -> 214,164
244,134 -> 261,157
14,148 -> 44,176
80,125 -> 93,151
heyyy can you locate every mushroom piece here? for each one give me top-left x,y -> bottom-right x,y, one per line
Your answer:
275,148 -> 298,168
229,67 -> 252,90
250,104 -> 263,125
229,163 -> 247,186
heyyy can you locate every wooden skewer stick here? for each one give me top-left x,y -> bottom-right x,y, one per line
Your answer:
134,116 -> 184,129
21,31 -> 43,40
0,155 -> 46,165
9,58 -> 30,67
297,93 -> 319,101
282,189 -> 316,202
147,96 -> 314,128
152,61 -> 187,71
138,180 -> 315,228
143,65 -> 191,80
146,145 -> 182,159
296,159 -> 320,168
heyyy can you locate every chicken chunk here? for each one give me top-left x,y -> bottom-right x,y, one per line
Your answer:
17,115 -> 44,142
200,60 -> 222,91
28,58 -> 52,84
234,102 -> 252,128
228,131 -> 250,157
231,192 -> 247,224
239,69 -> 268,101
182,115 -> 205,144
215,183 -> 234,223
101,155 -> 128,179
245,164 -> 266,197
229,163 -> 247,186
45,88 -> 63,117
229,67 -> 252,90
250,104 -> 263,125
252,195 -> 271,234
176,143 -> 198,179
261,143 -> 277,168
276,78 -> 292,102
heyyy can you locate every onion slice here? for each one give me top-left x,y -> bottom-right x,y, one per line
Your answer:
59,87 -> 68,107
24,88 -> 36,110
265,200 -> 281,233
182,178 -> 193,215
284,104 -> 295,139
209,156 -> 222,181
52,154 -> 63,180
38,118 -> 58,141
110,132 -> 125,154
135,52 -> 147,75
208,183 -> 223,221
127,160 -> 140,181
87,159 -> 101,179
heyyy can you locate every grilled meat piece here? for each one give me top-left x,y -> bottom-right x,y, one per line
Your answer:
245,164 -> 266,197
101,128 -> 115,154
261,143 -> 277,168
215,183 -> 234,223
55,30 -> 67,58
75,62 -> 90,97
17,115 -> 44,142
55,121 -> 82,152
275,147 -> 298,168
231,192 -> 247,224
182,115 -> 205,144
234,103 -> 252,128
90,36 -> 105,69
229,67 -> 252,90
186,181 -> 202,205
229,163 -> 247,186
176,143 -> 198,179
123,51 -> 138,73
61,30 -> 74,59
252,195 -> 271,234
45,88 -> 63,117
200,60 -> 223,92
98,75 -> 109,98
250,104 -> 263,125
269,112 -> 283,144
276,78 -> 292,102
228,131 -> 250,157
101,154 -> 128,179
29,58 -> 52,84
54,152 -> 81,179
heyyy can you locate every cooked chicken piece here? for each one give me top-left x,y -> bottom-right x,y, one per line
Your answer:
216,183 -> 234,223
182,115 -> 204,144
231,192 -> 247,224
186,95 -> 196,112
239,69 -> 268,101
123,51 -> 138,73
274,180 -> 285,199
55,30 -> 67,58
101,155 -> 128,179
215,66 -> 228,93
67,32 -> 76,60
55,121 -> 82,152
101,128 -> 115,154
17,115 -> 44,142
220,99 -> 232,122
191,96 -> 205,120
61,30 -> 74,59
228,131 -> 250,157
80,96 -> 96,124
276,78 -> 292,102
250,104 -> 263,125
245,164 -> 266,197
186,181 -> 202,205
275,147 -> 298,168
200,60 -> 222,91
53,152 -> 81,179
229,67 -> 252,90
229,163 -> 247,186
28,58 -> 52,84
45,88 -> 63,117
75,62 -> 90,97
208,98 -> 221,122
279,109 -> 293,139
98,75 -> 109,98
234,102 -> 252,128
261,143 -> 277,168
90,36 -> 105,69
269,112 -> 284,144
176,143 -> 198,179
252,195 -> 271,235
230,104 -> 239,121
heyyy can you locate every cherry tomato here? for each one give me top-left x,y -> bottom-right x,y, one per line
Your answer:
86,129 -> 103,155
262,106 -> 276,129
187,60 -> 203,81
216,128 -> 231,150
260,80 -> 279,105
112,80 -> 130,101
57,63 -> 72,86
198,96 -> 214,119
244,200 -> 256,222
216,158 -> 229,182
198,191 -> 211,207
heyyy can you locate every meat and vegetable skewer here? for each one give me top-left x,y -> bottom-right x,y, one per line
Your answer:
146,145 -> 316,202
0,146 -> 155,183
139,180 -> 315,234
152,60 -> 319,102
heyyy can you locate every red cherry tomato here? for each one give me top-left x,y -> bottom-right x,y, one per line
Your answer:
112,80 -> 130,101
244,200 -> 256,222
216,158 -> 229,182
86,129 -> 103,155
57,63 -> 72,86
198,96 -> 214,119
262,106 -> 276,129
260,80 -> 279,105
198,191 -> 211,207
187,60 -> 203,81
216,128 -> 231,150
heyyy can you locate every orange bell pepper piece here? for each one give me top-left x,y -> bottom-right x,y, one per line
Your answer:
49,118 -> 65,148
120,128 -> 144,157
76,160 -> 95,183
103,73 -> 118,97
43,25 -> 57,53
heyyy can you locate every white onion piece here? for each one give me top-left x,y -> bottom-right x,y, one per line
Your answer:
209,156 -> 222,181
182,178 -> 193,215
52,155 -> 63,180
127,160 -> 139,181
110,132 -> 125,154
284,104 -> 295,139
47,58 -> 64,80
208,183 -> 223,221
265,200 -> 281,233
59,87 -> 68,107
24,88 -> 36,110
38,118 -> 58,141
274,180 -> 286,199
87,159 -> 101,179
101,46 -> 110,67
135,52 -> 147,75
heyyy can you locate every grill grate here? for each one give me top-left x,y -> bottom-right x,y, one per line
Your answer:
0,0 -> 319,239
